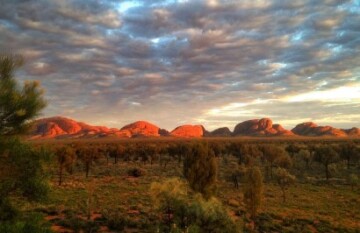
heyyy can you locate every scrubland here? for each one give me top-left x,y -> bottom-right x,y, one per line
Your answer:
7,137 -> 357,233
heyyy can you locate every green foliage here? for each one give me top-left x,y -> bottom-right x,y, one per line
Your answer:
150,178 -> 240,233
0,54 -> 50,230
187,196 -> 240,233
0,197 -> 18,221
231,164 -> 247,189
297,149 -> 312,169
348,174 -> 358,191
0,139 -> 51,232
274,153 -> 293,169
0,55 -> 46,136
261,145 -> 288,179
338,142 -> 359,169
55,146 -> 76,185
183,142 -> 218,198
313,145 -> 340,180
0,138 -> 49,203
77,146 -> 100,178
274,168 -> 296,203
285,144 -> 302,157
230,143 -> 261,165
244,166 -> 263,219
102,209 -> 128,231
0,213 -> 52,233
56,213 -> 100,233
150,178 -> 189,231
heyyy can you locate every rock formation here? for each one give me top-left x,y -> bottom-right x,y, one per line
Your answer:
233,118 -> 294,136
170,125 -> 205,137
119,121 -> 164,137
29,116 -> 359,139
292,122 -> 357,137
344,127 -> 360,136
31,117 -> 114,139
208,127 -> 232,137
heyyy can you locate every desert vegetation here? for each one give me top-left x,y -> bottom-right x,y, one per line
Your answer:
17,137 -> 358,233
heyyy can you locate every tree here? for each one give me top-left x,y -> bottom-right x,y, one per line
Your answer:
274,153 -> 293,169
348,174 -> 358,191
244,166 -> 263,219
150,178 -> 240,233
0,139 -> 49,204
298,149 -> 312,169
187,196 -> 240,233
111,144 -> 125,164
229,142 -> 247,165
231,164 -> 247,189
0,54 -> 49,229
150,178 -> 188,231
56,146 -> 76,186
0,55 -> 46,136
285,144 -> 301,157
183,142 -> 218,199
338,142 -> 359,169
261,145 -> 287,179
274,168 -> 296,203
78,146 -> 99,178
313,145 -> 339,181
242,144 -> 262,166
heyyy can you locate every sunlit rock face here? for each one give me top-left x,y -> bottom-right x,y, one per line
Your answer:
119,121 -> 163,137
291,122 -> 349,137
170,125 -> 205,137
31,117 -> 113,139
233,118 -> 294,136
208,127 -> 232,137
30,117 -> 359,139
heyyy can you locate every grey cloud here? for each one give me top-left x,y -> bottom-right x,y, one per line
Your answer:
0,0 -> 359,130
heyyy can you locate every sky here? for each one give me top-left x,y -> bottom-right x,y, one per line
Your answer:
0,0 -> 359,131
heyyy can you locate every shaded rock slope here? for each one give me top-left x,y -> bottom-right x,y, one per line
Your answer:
292,122 -> 359,137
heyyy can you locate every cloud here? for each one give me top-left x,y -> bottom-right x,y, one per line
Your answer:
0,0 -> 359,130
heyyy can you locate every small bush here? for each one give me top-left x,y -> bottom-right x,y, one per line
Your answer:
127,167 -> 146,177
0,213 -> 52,233
103,211 -> 128,231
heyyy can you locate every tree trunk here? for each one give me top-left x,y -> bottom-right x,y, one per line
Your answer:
233,174 -> 239,189
305,159 -> 309,169
69,164 -> 73,175
58,165 -> 63,186
325,164 -> 329,181
86,162 -> 90,178
281,187 -> 286,203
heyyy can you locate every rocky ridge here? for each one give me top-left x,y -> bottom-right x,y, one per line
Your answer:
30,116 -> 359,139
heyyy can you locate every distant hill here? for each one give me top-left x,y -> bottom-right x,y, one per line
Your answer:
29,116 -> 359,139
170,125 -> 206,137
232,118 -> 294,136
291,122 -> 359,137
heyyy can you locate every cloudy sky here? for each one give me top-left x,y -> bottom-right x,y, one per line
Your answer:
1,0 -> 359,131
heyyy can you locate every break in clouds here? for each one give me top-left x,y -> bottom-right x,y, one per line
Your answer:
0,0 -> 359,130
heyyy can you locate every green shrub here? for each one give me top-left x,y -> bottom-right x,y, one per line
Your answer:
150,178 -> 240,233
0,213 -> 52,233
183,142 -> 218,199
102,209 -> 128,231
